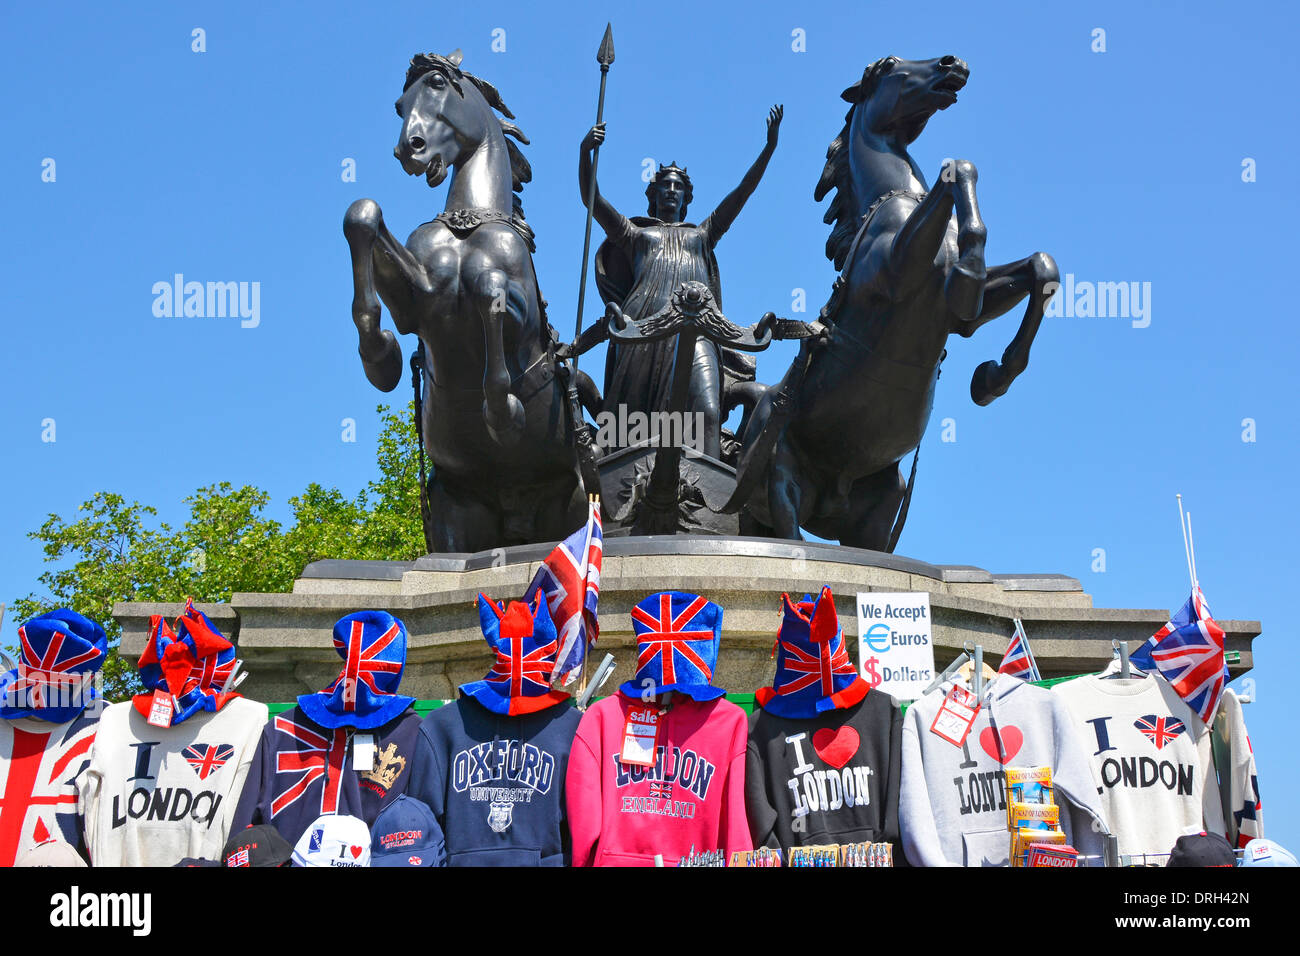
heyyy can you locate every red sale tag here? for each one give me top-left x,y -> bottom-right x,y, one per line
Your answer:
146,689 -> 174,728
620,705 -> 661,767
930,685 -> 980,747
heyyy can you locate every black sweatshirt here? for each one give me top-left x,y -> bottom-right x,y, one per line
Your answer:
746,691 -> 904,856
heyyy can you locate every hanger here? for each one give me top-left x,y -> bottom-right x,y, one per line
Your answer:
1100,640 -> 1146,679
957,642 -> 996,696
921,651 -> 969,696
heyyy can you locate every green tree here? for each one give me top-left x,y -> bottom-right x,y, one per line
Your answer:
7,404 -> 426,701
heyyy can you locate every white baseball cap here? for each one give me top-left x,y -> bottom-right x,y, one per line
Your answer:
292,813 -> 372,867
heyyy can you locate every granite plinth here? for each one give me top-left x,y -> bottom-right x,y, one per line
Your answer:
114,537 -> 1261,704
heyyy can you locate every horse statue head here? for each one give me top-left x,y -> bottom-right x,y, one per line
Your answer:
393,49 -> 532,201
841,55 -> 968,146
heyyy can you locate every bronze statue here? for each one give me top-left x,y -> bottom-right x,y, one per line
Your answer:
343,51 -> 595,553
579,106 -> 782,459
726,56 -> 1058,551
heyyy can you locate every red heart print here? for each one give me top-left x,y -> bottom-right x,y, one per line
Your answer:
812,726 -> 860,769
979,725 -> 1023,764
350,845 -> 363,859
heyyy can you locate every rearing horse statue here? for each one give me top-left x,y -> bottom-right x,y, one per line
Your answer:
728,55 -> 1058,551
344,50 -> 592,553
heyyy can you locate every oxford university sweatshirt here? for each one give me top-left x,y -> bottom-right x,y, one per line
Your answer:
900,675 -> 1109,867
1054,674 -> 1226,858
406,697 -> 582,866
746,692 -> 903,853
80,697 -> 267,867
567,692 -> 752,866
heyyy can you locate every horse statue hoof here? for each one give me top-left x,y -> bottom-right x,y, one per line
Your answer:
359,329 -> 403,393
484,394 -> 526,446
970,360 -> 1006,406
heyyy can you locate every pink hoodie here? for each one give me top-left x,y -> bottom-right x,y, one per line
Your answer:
567,692 -> 752,866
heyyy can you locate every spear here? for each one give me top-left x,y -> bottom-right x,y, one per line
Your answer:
573,23 -> 616,373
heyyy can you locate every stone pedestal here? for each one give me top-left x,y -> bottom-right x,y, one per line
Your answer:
114,537 -> 1261,704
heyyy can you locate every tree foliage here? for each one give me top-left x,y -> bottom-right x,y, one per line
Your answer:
7,404 -> 426,701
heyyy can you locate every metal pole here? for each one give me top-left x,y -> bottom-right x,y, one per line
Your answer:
573,24 -> 616,373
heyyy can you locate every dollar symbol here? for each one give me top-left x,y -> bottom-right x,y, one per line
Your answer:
863,657 -> 880,686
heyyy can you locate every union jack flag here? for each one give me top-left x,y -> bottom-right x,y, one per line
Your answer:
524,501 -> 602,686
486,621 -> 560,698
648,781 -> 673,799
1133,714 -> 1187,750
270,715 -> 347,818
12,625 -> 101,709
226,847 -> 250,867
182,743 -> 235,780
997,620 -> 1041,682
327,620 -> 403,713
773,635 -> 857,697
1130,586 -> 1228,723
631,593 -> 716,688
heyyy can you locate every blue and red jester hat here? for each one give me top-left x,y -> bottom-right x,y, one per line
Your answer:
0,609 -> 108,723
755,586 -> 871,719
459,593 -> 571,716
298,611 -> 416,730
133,598 -> 242,727
618,591 -> 727,702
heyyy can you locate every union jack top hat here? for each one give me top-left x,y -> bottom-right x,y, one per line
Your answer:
134,599 -> 241,726
0,608 -> 107,723
459,593 -> 570,716
299,611 -> 415,730
618,591 -> 726,702
755,587 -> 870,719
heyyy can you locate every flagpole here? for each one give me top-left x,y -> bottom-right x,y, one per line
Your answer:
1186,512 -> 1200,590
577,494 -> 598,696
1176,494 -> 1195,589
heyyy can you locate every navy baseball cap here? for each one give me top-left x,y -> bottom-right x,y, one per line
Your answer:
370,795 -> 445,868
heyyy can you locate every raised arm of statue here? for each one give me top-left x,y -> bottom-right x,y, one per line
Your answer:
701,105 -> 782,245
579,122 -> 636,248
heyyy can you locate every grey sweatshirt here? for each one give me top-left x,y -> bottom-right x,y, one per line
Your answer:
900,674 -> 1109,867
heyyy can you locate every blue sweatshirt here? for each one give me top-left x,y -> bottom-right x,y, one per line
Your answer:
406,697 -> 582,866
230,704 -> 422,848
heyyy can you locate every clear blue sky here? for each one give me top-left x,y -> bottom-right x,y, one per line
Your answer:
3,1 -> 1295,852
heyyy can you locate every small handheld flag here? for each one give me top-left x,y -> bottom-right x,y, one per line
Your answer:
997,619 -> 1041,682
1129,585 -> 1227,724
524,499 -> 603,687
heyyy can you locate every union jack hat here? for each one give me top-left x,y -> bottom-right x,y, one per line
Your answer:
134,599 -> 241,726
0,608 -> 107,723
459,593 -> 571,716
618,591 -> 726,702
298,611 -> 415,730
755,587 -> 870,719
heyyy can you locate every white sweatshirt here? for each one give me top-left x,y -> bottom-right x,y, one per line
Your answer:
80,698 -> 267,866
1212,688 -> 1262,848
900,675 -> 1109,867
1054,674 -> 1225,859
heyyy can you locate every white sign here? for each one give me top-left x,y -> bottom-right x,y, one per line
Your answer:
856,592 -> 935,701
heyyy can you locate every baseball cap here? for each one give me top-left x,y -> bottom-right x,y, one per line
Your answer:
292,813 -> 372,867
370,795 -> 445,867
1239,838 -> 1298,868
1167,831 -> 1235,867
223,824 -> 294,867
14,840 -> 87,867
